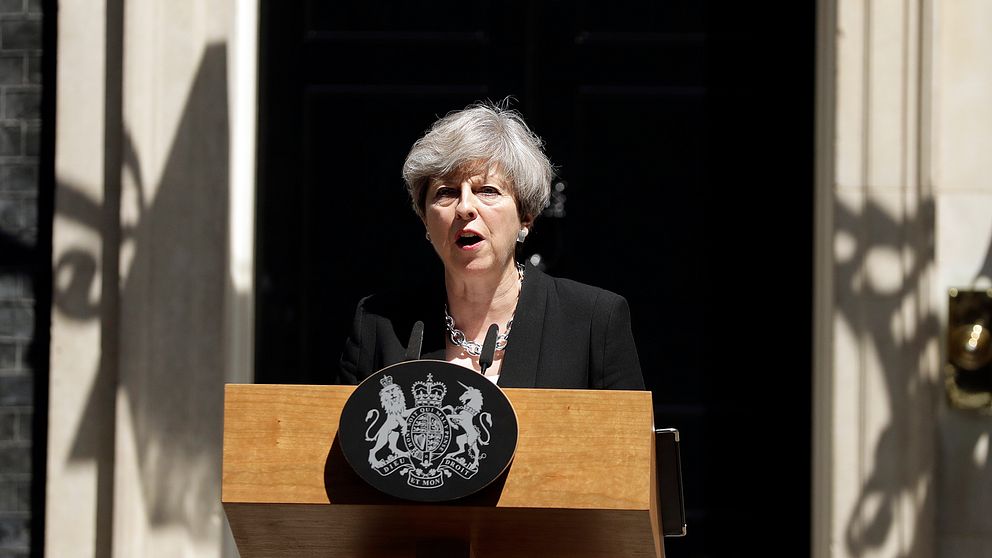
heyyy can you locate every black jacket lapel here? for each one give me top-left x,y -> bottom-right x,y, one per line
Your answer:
497,262 -> 547,387
420,279 -> 448,361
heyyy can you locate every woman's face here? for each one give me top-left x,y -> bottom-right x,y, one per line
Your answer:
423,165 -> 529,278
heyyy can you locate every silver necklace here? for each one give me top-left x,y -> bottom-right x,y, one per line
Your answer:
445,263 -> 524,357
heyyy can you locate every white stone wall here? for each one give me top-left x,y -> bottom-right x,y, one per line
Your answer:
112,2 -> 233,555
817,1 -> 992,557
48,1 -> 117,555
816,0 -> 939,556
48,1 -> 245,556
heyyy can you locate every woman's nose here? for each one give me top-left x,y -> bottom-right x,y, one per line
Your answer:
455,188 -> 477,220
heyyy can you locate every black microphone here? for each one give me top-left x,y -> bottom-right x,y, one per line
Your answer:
404,320 -> 424,361
479,323 -> 499,374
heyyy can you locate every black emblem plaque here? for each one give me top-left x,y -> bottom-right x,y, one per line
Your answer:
339,360 -> 518,502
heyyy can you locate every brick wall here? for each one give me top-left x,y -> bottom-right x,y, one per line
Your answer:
0,0 -> 42,555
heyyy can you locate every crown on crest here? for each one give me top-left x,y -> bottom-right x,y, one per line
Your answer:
380,375 -> 395,388
411,373 -> 447,407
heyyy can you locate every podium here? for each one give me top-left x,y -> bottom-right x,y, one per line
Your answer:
223,384 -> 666,557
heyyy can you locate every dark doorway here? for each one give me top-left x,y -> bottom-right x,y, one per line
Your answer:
255,1 -> 814,555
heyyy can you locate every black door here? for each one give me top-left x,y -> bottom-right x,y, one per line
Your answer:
256,2 -> 814,555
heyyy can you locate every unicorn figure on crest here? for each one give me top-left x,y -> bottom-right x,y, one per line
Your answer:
442,382 -> 493,470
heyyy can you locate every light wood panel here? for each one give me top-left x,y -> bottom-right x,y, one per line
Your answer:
222,384 -> 661,557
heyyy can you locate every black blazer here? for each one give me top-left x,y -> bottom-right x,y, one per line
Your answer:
338,263 -> 645,390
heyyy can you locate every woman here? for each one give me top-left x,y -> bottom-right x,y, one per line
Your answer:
340,102 -> 644,390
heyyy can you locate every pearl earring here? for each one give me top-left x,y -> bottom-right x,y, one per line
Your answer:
516,228 -> 529,243
426,231 -> 432,242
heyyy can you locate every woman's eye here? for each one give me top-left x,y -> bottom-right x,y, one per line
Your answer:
434,187 -> 457,199
478,186 -> 502,198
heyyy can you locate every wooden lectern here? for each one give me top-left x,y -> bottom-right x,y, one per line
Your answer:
223,384 -> 665,557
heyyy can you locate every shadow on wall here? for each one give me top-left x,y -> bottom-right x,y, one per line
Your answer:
53,44 -> 229,554
833,196 -> 940,556
974,239 -> 992,286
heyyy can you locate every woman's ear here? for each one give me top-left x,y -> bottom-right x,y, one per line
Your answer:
421,216 -> 432,243
516,215 -> 535,244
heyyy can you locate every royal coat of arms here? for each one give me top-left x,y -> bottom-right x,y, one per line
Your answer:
364,373 -> 494,488
339,360 -> 517,502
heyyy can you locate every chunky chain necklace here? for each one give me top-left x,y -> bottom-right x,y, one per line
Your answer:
445,263 -> 524,357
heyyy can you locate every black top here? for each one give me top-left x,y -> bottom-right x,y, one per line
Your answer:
338,263 -> 645,389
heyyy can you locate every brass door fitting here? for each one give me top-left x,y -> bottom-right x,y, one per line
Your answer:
946,288 -> 992,414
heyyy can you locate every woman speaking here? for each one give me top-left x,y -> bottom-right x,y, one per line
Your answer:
340,102 -> 644,390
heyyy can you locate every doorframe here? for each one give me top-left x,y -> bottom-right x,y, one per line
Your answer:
812,0 -> 837,555
225,0 -> 258,388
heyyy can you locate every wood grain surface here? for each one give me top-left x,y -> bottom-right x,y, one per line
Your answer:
222,384 -> 662,557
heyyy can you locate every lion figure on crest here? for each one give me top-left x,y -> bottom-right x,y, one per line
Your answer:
365,377 -> 412,467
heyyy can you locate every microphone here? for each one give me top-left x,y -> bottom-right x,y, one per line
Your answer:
404,320 -> 424,361
479,323 -> 499,375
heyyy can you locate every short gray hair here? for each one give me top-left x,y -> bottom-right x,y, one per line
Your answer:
402,101 -> 554,220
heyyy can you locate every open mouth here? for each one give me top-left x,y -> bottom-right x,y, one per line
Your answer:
456,233 -> 484,248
